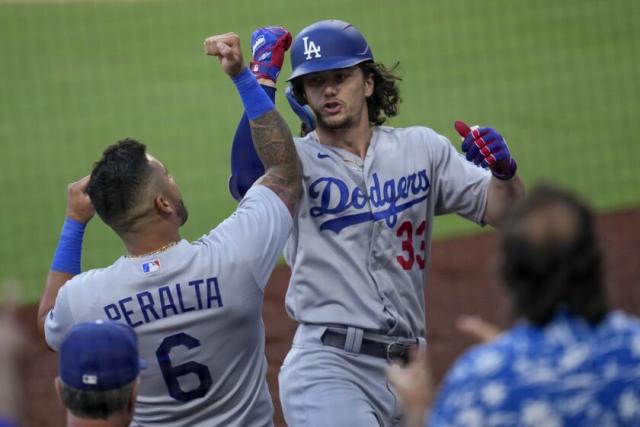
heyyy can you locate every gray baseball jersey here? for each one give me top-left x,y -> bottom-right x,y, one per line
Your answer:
45,185 -> 291,427
284,125 -> 491,338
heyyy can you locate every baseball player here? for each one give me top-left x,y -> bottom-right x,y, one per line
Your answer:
231,20 -> 524,426
36,32 -> 301,426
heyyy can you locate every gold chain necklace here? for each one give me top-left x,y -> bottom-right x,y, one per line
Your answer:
329,149 -> 364,169
339,156 -> 364,169
313,133 -> 366,169
126,241 -> 179,259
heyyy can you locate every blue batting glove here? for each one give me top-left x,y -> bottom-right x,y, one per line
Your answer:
455,120 -> 517,180
250,26 -> 292,83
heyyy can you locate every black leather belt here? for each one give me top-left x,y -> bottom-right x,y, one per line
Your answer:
321,329 -> 418,364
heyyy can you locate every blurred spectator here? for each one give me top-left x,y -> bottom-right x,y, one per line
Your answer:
455,315 -> 502,343
0,280 -> 27,427
390,184 -> 640,426
55,321 -> 145,427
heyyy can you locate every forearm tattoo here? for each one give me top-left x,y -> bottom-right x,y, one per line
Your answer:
250,110 -> 302,213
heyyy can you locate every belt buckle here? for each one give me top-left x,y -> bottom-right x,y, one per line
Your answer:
386,339 -> 415,364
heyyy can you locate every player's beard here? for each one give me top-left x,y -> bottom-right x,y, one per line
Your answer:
318,114 -> 353,130
315,100 -> 367,131
177,199 -> 188,226
316,105 -> 357,130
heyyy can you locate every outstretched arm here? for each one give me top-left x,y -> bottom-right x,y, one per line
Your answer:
204,33 -> 301,214
454,121 -> 524,227
484,173 -> 524,226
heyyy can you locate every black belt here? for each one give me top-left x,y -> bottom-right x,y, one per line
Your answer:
321,329 -> 418,364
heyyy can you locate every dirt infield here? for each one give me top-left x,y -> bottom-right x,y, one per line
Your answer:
10,208 -> 640,426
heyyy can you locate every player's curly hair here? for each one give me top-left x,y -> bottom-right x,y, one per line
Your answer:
86,138 -> 153,233
500,185 -> 608,326
291,61 -> 402,136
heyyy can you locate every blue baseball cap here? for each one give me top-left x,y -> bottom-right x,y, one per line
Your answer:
59,320 -> 146,391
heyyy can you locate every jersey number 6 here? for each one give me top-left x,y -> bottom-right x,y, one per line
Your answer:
156,332 -> 213,402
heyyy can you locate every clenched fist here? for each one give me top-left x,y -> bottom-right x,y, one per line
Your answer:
203,32 -> 244,78
66,175 -> 95,225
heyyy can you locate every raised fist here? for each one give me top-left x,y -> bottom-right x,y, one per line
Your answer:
203,32 -> 244,78
66,175 -> 95,224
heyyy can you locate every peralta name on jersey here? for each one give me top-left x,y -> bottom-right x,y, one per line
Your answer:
103,277 -> 223,328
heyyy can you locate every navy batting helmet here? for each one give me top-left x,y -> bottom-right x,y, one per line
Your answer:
287,19 -> 374,81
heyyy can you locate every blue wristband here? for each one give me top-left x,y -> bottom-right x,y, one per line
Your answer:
232,67 -> 274,120
50,217 -> 86,275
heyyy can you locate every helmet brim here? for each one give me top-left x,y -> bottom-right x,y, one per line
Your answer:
287,57 -> 373,81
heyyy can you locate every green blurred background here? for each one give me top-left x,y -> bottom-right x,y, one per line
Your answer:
1,0 -> 638,303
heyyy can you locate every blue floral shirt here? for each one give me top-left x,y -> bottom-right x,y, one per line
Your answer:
429,311 -> 640,426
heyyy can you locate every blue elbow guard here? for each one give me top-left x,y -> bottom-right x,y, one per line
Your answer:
286,85 -> 316,132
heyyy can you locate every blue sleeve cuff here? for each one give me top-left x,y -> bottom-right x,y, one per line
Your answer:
232,68 -> 275,120
50,217 -> 86,275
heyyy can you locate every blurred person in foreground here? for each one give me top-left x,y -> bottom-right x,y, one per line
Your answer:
55,321 -> 144,427
389,184 -> 640,426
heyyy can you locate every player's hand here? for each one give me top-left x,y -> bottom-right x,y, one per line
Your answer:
387,347 -> 433,427
203,32 -> 244,78
66,175 -> 95,224
454,121 -> 517,180
456,315 -> 502,343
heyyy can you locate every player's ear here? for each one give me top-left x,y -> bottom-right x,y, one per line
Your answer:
364,70 -> 374,98
154,195 -> 174,215
54,377 -> 64,406
127,380 -> 139,414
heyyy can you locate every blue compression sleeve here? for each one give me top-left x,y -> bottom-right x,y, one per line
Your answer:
50,217 -> 86,275
229,85 -> 276,200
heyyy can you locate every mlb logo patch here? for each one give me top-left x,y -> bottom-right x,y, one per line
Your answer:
82,374 -> 98,385
142,259 -> 161,274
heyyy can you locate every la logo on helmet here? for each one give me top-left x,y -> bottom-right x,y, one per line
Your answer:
303,37 -> 322,60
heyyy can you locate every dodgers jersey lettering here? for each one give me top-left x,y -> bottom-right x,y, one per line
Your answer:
284,126 -> 491,337
45,186 -> 291,427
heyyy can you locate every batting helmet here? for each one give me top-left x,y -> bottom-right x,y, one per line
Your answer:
287,19 -> 374,81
